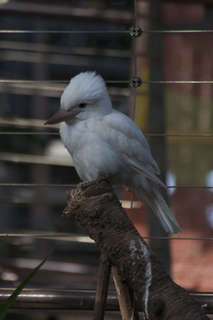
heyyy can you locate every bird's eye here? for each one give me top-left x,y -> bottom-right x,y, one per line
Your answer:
79,102 -> 87,108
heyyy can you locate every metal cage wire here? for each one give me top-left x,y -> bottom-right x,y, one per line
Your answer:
0,0 -> 213,316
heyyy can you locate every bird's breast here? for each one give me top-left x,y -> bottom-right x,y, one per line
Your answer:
59,120 -> 122,182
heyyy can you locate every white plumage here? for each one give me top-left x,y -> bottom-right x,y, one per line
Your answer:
45,71 -> 181,234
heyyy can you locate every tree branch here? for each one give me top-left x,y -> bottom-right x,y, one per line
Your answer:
63,179 -> 209,320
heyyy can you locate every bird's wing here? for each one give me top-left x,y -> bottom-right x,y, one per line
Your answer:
87,110 -> 166,188
125,158 -> 166,188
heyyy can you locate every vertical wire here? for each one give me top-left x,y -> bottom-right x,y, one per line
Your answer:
132,0 -> 138,77
131,40 -> 137,121
133,0 -> 137,27
130,190 -> 134,223
129,0 -> 139,221
131,0 -> 138,121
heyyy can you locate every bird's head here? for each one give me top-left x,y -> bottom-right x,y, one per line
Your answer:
45,71 -> 112,125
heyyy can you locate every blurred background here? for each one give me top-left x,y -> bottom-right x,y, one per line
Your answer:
0,0 -> 213,319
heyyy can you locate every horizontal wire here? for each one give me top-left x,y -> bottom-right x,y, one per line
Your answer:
0,29 -> 213,34
0,80 -> 70,83
0,132 -> 213,137
0,79 -> 213,84
146,133 -> 213,137
142,80 -> 213,84
144,236 -> 213,241
0,233 -> 212,241
0,183 -> 76,187
0,30 -> 130,34
168,186 -> 213,189
0,79 -> 130,84
143,29 -> 213,34
0,183 -> 212,189
0,132 -> 59,135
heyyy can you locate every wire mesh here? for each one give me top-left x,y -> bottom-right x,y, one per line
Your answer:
0,0 -> 213,316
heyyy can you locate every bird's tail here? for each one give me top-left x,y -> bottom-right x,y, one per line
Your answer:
135,187 -> 182,234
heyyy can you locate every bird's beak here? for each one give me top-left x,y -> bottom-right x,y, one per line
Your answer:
44,108 -> 78,125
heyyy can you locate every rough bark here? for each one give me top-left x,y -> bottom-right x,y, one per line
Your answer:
63,179 -> 209,320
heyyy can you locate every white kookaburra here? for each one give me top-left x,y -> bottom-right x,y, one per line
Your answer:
45,71 -> 181,234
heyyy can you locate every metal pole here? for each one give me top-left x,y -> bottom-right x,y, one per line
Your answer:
0,289 -> 211,313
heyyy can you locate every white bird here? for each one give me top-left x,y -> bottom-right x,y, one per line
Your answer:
45,71 -> 181,234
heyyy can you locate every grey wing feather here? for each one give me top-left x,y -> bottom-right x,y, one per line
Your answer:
103,111 -> 164,184
126,158 -> 166,189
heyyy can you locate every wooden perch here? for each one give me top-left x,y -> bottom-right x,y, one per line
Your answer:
63,179 -> 209,320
